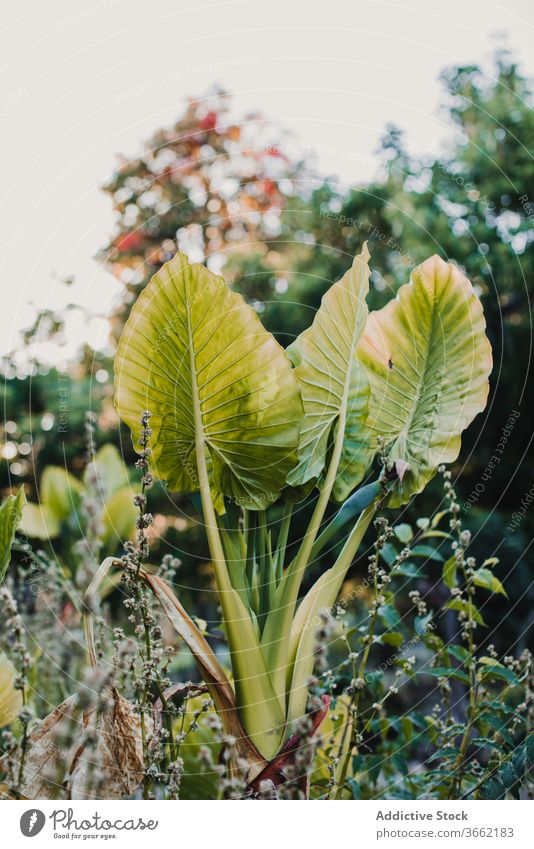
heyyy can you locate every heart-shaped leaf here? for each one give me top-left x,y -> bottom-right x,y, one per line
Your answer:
357,255 -> 492,506
286,246 -> 371,501
114,252 -> 303,511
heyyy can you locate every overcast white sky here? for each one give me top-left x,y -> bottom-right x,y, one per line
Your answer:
1,0 -> 532,364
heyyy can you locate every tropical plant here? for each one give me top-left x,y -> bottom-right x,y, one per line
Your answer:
113,245 -> 492,790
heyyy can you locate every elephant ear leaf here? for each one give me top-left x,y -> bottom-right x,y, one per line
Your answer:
357,255 -> 492,506
286,245 -> 371,501
114,252 -> 303,511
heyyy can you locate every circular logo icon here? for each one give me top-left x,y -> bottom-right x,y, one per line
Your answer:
20,809 -> 46,837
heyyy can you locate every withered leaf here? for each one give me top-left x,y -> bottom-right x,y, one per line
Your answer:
0,688 -> 148,800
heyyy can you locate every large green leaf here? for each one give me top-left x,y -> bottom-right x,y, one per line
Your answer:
287,245 -> 371,501
0,489 -> 25,581
114,252 -> 303,511
357,255 -> 492,506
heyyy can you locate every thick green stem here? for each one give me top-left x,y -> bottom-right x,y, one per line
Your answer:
284,413 -> 348,603
257,510 -> 273,625
261,406 -> 349,701
245,511 -> 259,613
274,503 -> 293,580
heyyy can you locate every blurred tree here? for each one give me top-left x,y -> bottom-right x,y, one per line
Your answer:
99,89 -> 313,344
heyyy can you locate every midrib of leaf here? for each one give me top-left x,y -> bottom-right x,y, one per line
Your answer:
386,288 -> 442,458
185,292 -> 285,756
186,296 -> 228,588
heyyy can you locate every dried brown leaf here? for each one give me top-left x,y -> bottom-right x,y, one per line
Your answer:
68,687 -> 146,799
0,694 -> 82,799
0,688 -> 148,800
